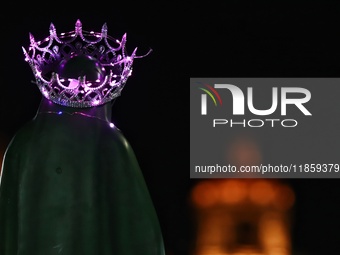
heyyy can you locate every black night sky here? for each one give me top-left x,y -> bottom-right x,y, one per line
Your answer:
1,2 -> 340,255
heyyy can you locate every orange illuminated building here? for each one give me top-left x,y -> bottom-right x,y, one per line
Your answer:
191,134 -> 295,255
191,178 -> 295,255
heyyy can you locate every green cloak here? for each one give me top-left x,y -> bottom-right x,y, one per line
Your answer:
0,99 -> 165,255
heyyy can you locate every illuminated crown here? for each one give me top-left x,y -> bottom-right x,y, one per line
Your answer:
22,19 -> 149,108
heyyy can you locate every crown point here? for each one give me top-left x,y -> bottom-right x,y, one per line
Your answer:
76,19 -> 82,28
131,47 -> 138,56
22,46 -> 28,57
29,33 -> 36,44
101,22 -> 108,35
121,33 -> 127,46
49,23 -> 57,36
75,19 -> 82,34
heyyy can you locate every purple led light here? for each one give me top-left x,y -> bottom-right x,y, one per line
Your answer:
22,19 -> 151,108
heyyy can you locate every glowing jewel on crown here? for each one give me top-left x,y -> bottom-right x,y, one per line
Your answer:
22,19 -> 149,108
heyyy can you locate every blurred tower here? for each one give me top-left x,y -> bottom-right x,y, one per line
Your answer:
191,179 -> 295,255
190,134 -> 295,255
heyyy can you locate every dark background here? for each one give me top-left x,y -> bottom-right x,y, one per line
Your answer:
1,1 -> 340,255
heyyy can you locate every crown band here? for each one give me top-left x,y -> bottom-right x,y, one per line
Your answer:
22,19 -> 147,108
